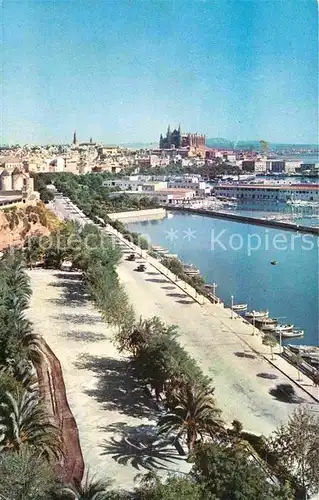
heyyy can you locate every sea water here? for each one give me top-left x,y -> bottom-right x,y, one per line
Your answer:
127,213 -> 319,346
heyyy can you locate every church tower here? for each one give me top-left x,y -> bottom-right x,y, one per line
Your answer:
73,130 -> 78,146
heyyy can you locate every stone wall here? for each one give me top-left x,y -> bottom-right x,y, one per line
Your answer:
108,207 -> 166,222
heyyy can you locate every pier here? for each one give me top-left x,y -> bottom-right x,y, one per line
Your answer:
166,206 -> 319,235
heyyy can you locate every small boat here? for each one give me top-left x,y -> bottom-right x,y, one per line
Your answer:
245,310 -> 269,319
275,324 -> 294,333
232,303 -> 248,312
255,317 -> 278,326
280,329 -> 304,339
261,323 -> 276,332
183,264 -> 200,276
270,260 -> 278,265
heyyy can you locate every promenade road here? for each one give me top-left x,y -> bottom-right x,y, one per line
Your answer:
50,195 -> 318,435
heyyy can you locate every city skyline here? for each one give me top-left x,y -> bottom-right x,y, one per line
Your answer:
1,0 -> 318,145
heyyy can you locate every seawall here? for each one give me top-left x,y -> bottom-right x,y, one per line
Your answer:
166,206 -> 319,235
108,207 -> 166,222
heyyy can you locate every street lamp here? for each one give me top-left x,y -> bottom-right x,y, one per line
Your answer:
212,283 -> 217,300
252,313 -> 256,335
231,295 -> 234,319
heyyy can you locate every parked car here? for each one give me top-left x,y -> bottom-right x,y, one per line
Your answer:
127,254 -> 136,261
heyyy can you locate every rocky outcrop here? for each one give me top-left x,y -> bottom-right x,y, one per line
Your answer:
0,203 -> 54,251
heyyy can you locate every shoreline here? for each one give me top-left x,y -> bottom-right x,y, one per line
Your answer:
101,223 -> 319,406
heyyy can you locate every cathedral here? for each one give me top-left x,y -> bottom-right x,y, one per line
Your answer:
159,125 -> 206,157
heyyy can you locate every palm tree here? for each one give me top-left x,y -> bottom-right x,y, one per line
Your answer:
0,361 -> 38,393
52,474 -> 111,500
0,389 -> 60,459
157,383 -> 223,453
4,260 -> 32,302
23,236 -> 44,268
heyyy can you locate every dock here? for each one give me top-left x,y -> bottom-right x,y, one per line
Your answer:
165,206 -> 319,235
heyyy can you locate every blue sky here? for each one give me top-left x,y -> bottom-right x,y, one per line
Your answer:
1,0 -> 318,145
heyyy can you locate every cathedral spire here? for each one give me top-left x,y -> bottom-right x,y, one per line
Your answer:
73,130 -> 77,145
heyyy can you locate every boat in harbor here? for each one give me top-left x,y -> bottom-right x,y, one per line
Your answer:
245,310 -> 269,319
288,345 -> 319,365
275,324 -> 294,333
279,329 -> 304,339
260,322 -> 277,332
183,263 -> 200,276
232,303 -> 248,312
255,317 -> 278,325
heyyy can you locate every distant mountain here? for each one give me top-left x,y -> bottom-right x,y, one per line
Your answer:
206,138 -> 318,151
206,138 -> 234,148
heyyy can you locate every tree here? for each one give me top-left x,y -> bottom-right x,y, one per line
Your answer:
52,475 -> 111,500
290,353 -> 303,382
0,389 -> 60,459
115,316 -> 177,356
262,334 -> 277,360
134,473 -> 203,500
191,442 -> 293,500
0,446 -> 55,500
268,406 -> 319,497
23,236 -> 45,268
157,383 -> 223,453
0,256 -> 34,365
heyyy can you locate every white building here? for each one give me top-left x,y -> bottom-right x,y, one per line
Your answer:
214,184 -> 319,202
167,176 -> 210,196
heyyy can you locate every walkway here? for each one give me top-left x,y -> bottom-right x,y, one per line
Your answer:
28,269 -> 189,488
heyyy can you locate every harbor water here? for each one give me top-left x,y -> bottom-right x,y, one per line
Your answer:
222,201 -> 319,227
127,212 -> 319,346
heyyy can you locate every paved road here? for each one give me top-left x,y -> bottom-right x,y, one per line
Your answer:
50,194 -> 318,435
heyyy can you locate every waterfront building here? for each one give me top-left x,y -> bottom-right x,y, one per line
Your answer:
297,162 -> 319,174
109,187 -> 195,205
167,176 -> 210,196
241,158 -> 300,174
284,160 -> 300,174
103,177 -> 168,191
268,160 -> 285,173
214,183 -> 319,202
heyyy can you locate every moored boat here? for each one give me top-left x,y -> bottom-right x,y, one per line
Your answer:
245,310 -> 269,319
232,303 -> 248,312
255,317 -> 278,325
260,323 -> 276,332
275,324 -> 294,333
280,329 -> 304,339
183,263 -> 200,276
